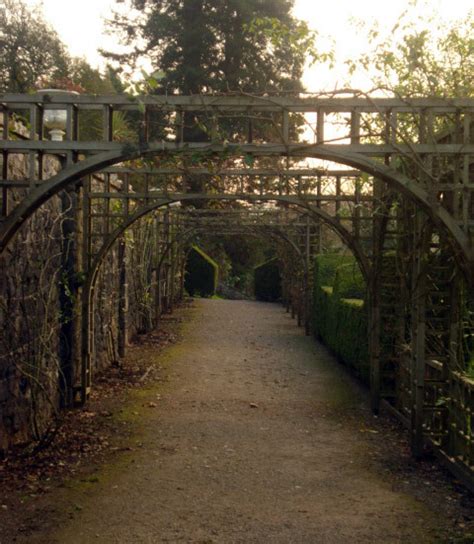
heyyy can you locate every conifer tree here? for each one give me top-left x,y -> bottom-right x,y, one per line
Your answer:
103,0 -> 314,94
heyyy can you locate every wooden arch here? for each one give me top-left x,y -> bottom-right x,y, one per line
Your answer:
1,94 -> 473,486
0,143 -> 471,279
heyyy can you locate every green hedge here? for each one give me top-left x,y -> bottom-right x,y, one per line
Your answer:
313,253 -> 357,288
254,258 -> 282,302
312,254 -> 369,383
185,245 -> 218,297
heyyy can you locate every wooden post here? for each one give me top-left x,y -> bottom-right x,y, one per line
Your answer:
304,218 -> 311,336
179,253 -> 186,301
79,283 -> 92,406
370,178 -> 383,414
447,275 -> 461,454
118,236 -> 127,358
77,175 -> 92,406
297,287 -> 302,327
169,246 -> 175,314
58,184 -> 82,407
410,213 -> 427,458
369,286 -> 381,414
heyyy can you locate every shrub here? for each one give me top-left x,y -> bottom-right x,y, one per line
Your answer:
254,258 -> 281,302
312,254 -> 369,383
185,246 -> 218,297
314,253 -> 357,288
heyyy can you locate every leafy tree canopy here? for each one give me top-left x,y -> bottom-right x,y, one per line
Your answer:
0,0 -> 70,93
346,7 -> 474,97
0,0 -> 125,96
102,0 -> 325,94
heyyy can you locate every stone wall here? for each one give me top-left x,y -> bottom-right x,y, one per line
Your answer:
0,146 -> 183,453
0,153 -> 63,451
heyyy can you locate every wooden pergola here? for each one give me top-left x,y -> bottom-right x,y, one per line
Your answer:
0,92 -> 473,487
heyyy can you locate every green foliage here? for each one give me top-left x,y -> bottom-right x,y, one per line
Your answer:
44,58 -> 136,142
346,7 -> 474,97
0,0 -> 135,142
103,0 -> 321,93
194,233 -> 275,295
463,287 -> 474,373
185,246 -> 219,298
313,253 -> 359,288
254,258 -> 281,302
333,298 -> 369,382
312,254 -> 369,383
333,262 -> 366,300
0,0 -> 69,92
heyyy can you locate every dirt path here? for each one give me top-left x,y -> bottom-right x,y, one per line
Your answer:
22,300 -> 470,543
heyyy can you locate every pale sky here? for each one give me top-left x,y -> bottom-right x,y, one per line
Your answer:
24,0 -> 473,91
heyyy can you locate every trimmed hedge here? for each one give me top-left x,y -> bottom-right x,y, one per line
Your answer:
312,254 -> 369,383
185,245 -> 218,297
313,253 -> 357,287
254,258 -> 282,302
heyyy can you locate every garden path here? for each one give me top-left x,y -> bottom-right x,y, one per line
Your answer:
31,299 -> 462,543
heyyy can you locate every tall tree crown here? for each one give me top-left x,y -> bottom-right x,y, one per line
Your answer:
0,0 -> 69,92
103,0 -> 311,93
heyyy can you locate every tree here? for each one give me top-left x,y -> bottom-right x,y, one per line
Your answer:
0,0 -> 70,93
102,0 -> 317,94
102,0 -> 322,279
346,9 -> 474,97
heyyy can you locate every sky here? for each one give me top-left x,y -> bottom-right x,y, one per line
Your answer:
24,0 -> 473,91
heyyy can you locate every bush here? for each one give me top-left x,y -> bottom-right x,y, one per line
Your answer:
312,254 -> 369,383
333,262 -> 366,300
314,253 -> 357,288
254,258 -> 281,302
185,246 -> 218,297
333,298 -> 369,382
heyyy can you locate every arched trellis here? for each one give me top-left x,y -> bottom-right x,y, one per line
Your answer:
152,221 -> 311,322
86,194 -> 370,283
1,93 -> 473,487
0,141 -> 467,426
80,194 -> 370,405
153,224 -> 306,281
0,145 -> 472,279
153,222 -> 309,320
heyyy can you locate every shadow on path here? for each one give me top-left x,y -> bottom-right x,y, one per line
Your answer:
25,300 -> 472,543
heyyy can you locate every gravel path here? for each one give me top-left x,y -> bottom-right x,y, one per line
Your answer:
41,299 -> 451,543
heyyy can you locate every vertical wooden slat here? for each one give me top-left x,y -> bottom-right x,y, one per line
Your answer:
65,104 -> 74,141
28,105 -> 38,183
369,177 -> 384,414
118,236 -> 127,358
143,105 -> 150,144
350,108 -> 360,145
282,110 -> 289,144
247,108 -> 253,144
1,107 -> 8,217
103,173 -> 110,240
78,174 -> 93,405
65,104 -> 77,168
103,104 -> 113,142
316,175 -> 323,253
316,108 -> 325,143
335,175 -> 341,218
462,113 -> 471,231
410,212 -> 427,457
304,215 -> 311,336
354,176 -> 361,241
176,108 -> 184,143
